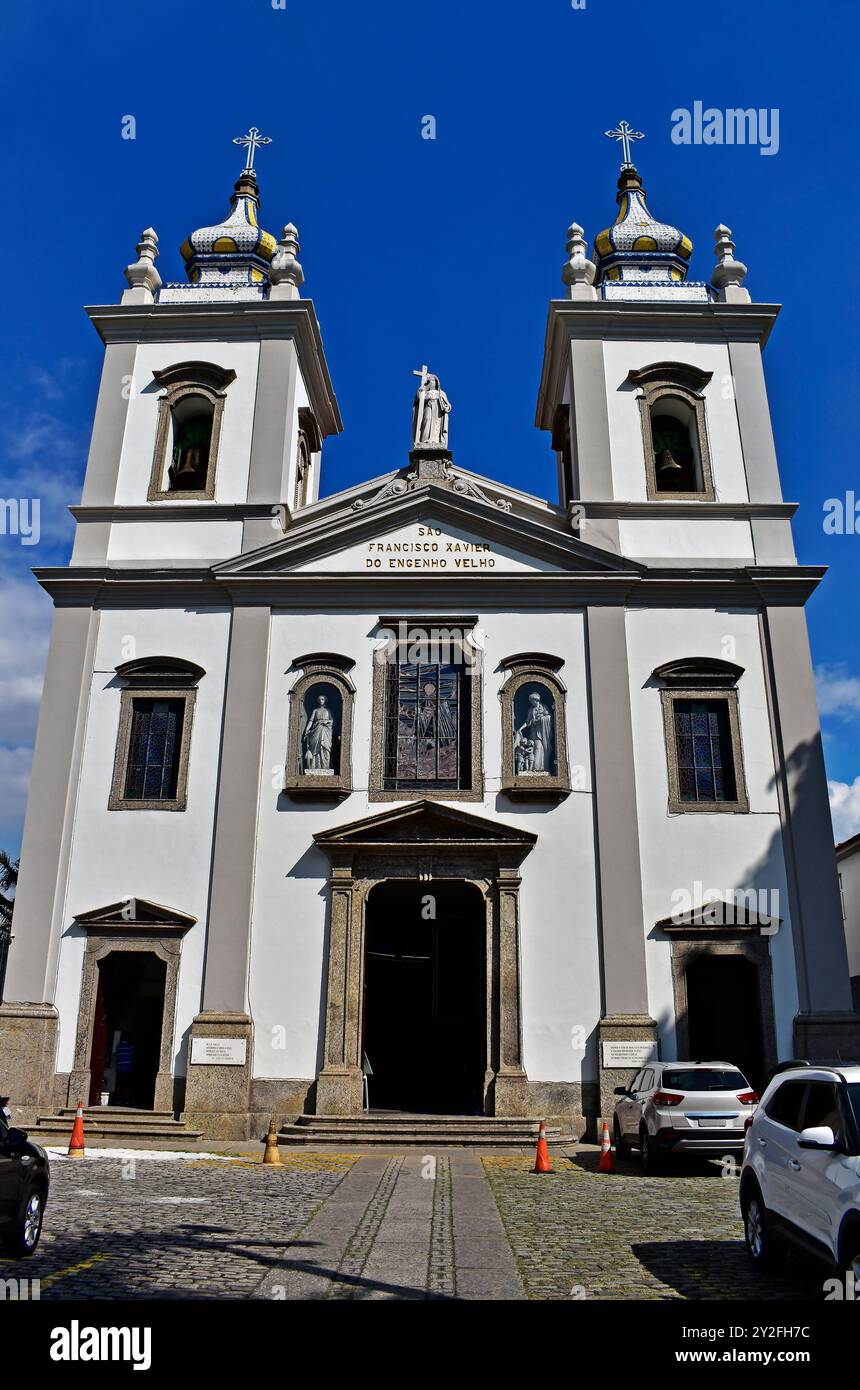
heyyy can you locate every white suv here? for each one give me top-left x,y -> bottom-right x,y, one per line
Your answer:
612,1061 -> 758,1172
740,1063 -> 860,1289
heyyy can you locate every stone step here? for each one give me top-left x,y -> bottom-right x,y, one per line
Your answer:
30,1108 -> 203,1142
278,1129 -> 572,1147
278,1115 -> 571,1146
292,1113 -> 559,1129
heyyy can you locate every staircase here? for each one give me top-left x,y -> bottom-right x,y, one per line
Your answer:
278,1114 -> 575,1147
28,1107 -> 203,1144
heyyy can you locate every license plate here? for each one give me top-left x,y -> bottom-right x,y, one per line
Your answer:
701,1118 -> 726,1127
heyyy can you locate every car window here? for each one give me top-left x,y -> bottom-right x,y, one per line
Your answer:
801,1082 -> 842,1140
639,1069 -> 654,1092
845,1084 -> 860,1144
764,1079 -> 807,1131
661,1069 -> 747,1092
628,1071 -> 644,1093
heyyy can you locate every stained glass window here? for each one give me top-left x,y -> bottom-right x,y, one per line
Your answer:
383,660 -> 464,789
673,698 -> 736,803
123,698 -> 184,801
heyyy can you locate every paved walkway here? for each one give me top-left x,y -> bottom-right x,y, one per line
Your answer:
254,1153 -> 525,1300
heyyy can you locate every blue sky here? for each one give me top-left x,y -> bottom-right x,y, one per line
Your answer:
1,0 -> 859,852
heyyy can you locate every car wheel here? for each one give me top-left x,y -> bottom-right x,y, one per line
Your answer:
742,1185 -> 782,1273
612,1117 -> 629,1159
2,1187 -> 45,1259
639,1127 -> 661,1174
841,1238 -> 860,1299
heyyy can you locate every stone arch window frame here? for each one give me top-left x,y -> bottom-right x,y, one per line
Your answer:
108,656 -> 205,812
499,653 -> 571,800
147,361 -> 237,502
284,653 -> 356,800
67,898 -> 195,1114
627,362 -> 715,502
653,656 -> 749,815
368,616 -> 484,803
294,407 -> 322,512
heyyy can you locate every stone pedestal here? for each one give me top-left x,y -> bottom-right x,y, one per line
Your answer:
0,1003 -> 59,1125
493,1068 -> 530,1117
315,1065 -> 364,1116
794,1011 -> 859,1063
182,1011 -> 254,1139
597,1013 -> 659,1123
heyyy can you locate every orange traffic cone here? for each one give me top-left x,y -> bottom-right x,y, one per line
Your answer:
531,1119 -> 553,1174
598,1120 -> 615,1173
68,1099 -> 85,1159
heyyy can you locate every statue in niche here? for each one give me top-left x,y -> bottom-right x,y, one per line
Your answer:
514,690 -> 554,774
411,366 -> 452,449
302,693 -> 336,773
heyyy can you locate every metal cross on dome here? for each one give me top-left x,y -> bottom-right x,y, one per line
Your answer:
233,126 -> 272,173
604,120 -> 644,169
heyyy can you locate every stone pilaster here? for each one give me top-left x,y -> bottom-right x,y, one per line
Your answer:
493,864 -> 529,1116
183,1012 -> 255,1139
316,866 -> 364,1115
596,1014 -> 659,1126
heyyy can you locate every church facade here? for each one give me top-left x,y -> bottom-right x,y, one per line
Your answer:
1,130 -> 855,1138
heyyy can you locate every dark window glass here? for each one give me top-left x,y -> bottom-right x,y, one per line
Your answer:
661,1069 -> 748,1092
638,1070 -> 655,1093
651,410 -> 697,492
168,401 -> 213,491
801,1082 -> 842,1138
123,698 -> 184,801
845,1084 -> 860,1145
674,699 -> 737,803
765,1079 -> 807,1131
383,660 -> 465,790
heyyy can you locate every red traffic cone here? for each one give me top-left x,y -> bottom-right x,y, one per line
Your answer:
68,1099 -> 85,1159
531,1120 -> 553,1174
598,1120 -> 615,1173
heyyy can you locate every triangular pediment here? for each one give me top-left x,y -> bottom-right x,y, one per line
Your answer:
314,799 -> 537,850
73,898 -> 196,933
215,482 -> 641,578
655,899 -> 782,934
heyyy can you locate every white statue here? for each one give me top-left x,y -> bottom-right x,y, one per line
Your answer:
412,366 -> 452,449
515,692 -> 554,773
302,694 -> 336,772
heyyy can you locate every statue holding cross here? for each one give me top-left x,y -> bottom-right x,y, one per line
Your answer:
411,365 -> 452,450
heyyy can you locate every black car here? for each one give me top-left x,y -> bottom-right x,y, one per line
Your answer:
0,1097 -> 50,1257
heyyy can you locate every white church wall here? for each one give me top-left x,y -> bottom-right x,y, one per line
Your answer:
618,517 -> 754,561
625,606 -> 799,1061
114,340 -> 261,509
53,607 -> 232,1077
602,339 -> 750,508
107,520 -> 244,564
248,609 -> 601,1093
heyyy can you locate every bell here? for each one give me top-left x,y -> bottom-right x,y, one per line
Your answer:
657,448 -> 683,474
170,445 -> 206,489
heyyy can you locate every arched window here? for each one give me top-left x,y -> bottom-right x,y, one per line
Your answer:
627,363 -> 715,500
284,654 -> 355,799
499,654 -> 570,800
652,657 -> 749,813
109,656 -> 205,811
293,408 -> 321,512
148,362 -> 236,501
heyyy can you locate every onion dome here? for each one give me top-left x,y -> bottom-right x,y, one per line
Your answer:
593,165 -> 692,288
180,168 -> 276,290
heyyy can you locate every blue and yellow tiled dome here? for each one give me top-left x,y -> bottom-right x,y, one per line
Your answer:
594,165 -> 692,287
180,169 -> 277,290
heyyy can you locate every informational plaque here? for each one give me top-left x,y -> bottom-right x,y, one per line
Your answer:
601,1041 -> 658,1069
190,1038 -> 247,1066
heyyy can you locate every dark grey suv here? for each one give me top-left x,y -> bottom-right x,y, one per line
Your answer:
0,1097 -> 50,1257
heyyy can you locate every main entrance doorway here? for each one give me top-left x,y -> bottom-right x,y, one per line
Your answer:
686,954 -> 765,1090
88,951 -> 167,1108
362,880 -> 486,1114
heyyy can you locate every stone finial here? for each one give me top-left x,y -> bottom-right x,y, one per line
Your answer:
711,223 -> 750,303
122,227 -> 162,304
562,222 -> 597,301
269,223 -> 304,300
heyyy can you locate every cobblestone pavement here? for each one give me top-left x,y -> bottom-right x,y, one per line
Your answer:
1,1147 -> 830,1301
483,1151 -> 826,1301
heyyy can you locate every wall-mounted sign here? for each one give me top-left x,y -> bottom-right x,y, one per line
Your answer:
190,1038 -> 247,1066
601,1041 -> 658,1069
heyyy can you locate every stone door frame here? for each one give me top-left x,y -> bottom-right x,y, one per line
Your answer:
313,801 -> 536,1117
669,933 -> 778,1079
68,904 -> 194,1112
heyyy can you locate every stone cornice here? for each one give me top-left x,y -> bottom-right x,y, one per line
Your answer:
536,299 -> 781,432
85,298 -> 343,437
573,500 -> 797,520
70,502 -> 285,523
32,564 -> 826,609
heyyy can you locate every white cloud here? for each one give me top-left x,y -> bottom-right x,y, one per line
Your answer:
829,776 -> 860,844
815,664 -> 860,721
0,574 -> 53,744
0,744 -> 34,853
